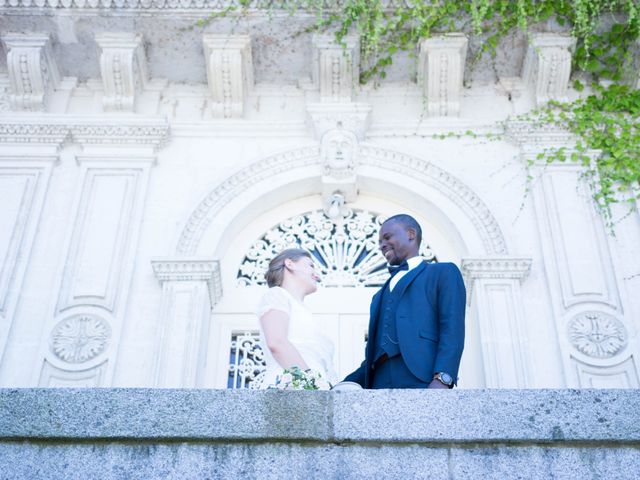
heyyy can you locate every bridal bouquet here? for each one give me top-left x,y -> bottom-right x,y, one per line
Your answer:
273,366 -> 331,390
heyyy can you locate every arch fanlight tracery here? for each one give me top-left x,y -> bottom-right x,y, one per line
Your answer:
237,208 -> 438,288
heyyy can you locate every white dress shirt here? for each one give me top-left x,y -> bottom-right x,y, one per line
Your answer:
388,256 -> 423,292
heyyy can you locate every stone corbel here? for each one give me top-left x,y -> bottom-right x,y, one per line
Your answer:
461,257 -> 533,388
2,33 -> 61,111
418,33 -> 468,116
522,33 -> 575,106
95,33 -> 147,112
202,34 -> 253,118
151,258 -> 221,387
312,34 -> 359,102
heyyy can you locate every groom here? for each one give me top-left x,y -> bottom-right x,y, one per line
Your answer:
344,214 -> 466,389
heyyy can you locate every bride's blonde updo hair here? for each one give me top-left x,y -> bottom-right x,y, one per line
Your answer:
266,248 -> 311,288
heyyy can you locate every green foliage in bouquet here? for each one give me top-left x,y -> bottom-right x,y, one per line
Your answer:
273,366 -> 332,390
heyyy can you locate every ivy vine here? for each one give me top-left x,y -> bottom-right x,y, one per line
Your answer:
201,1 -> 640,219
524,84 -> 640,225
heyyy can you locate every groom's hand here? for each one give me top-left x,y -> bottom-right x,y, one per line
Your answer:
427,379 -> 449,389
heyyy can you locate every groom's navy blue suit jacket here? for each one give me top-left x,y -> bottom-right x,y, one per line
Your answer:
345,261 -> 466,388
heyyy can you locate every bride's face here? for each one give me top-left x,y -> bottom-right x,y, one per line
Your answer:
288,256 -> 321,294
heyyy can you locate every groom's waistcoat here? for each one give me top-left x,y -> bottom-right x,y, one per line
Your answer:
372,282 -> 403,362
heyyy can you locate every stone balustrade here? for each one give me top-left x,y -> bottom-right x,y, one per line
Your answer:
1,389 -> 638,478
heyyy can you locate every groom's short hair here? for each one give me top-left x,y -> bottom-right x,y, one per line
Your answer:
384,214 -> 422,245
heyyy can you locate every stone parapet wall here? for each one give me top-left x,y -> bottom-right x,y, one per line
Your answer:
1,389 -> 639,478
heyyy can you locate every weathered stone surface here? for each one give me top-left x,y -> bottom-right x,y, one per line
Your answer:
331,389 -> 640,442
0,389 -> 331,440
1,389 -> 639,479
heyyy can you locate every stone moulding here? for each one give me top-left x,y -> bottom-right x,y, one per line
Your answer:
176,143 -> 508,256
504,119 -> 577,147
460,257 -> 532,280
0,115 -> 170,147
151,258 -> 222,306
0,0 -> 412,10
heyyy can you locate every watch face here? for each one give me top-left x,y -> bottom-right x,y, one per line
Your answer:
440,373 -> 453,385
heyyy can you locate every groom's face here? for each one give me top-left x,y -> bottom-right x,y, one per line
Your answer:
378,220 -> 416,265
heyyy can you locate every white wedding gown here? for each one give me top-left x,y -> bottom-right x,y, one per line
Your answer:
255,286 -> 338,389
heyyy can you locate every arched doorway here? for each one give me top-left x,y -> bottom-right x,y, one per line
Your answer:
202,194 -> 485,389
169,142 -> 510,389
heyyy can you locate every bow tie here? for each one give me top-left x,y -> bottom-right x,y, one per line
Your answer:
387,261 -> 409,276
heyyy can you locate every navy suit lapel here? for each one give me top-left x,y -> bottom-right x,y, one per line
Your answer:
393,261 -> 427,299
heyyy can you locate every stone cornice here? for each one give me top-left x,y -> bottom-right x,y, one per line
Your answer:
504,119 -> 577,147
0,0 -> 408,11
151,258 -> 222,306
461,257 -> 532,280
0,115 -> 170,148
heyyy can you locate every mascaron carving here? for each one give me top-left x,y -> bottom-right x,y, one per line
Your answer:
569,312 -> 627,359
50,314 -> 111,363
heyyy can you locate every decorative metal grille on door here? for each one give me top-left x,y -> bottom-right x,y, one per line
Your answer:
228,331 -> 266,389
237,209 -> 437,287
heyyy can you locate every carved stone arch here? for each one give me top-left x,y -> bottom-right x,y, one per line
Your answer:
175,144 -> 508,258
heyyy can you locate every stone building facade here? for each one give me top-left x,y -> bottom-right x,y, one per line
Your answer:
1,2 -> 639,390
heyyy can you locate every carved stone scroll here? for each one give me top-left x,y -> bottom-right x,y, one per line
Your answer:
418,33 -> 468,116
1,33 -> 60,111
312,34 -> 359,102
522,33 -> 575,106
202,34 -> 253,118
95,33 -> 147,112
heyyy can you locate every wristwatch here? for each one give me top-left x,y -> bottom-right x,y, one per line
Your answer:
433,372 -> 454,388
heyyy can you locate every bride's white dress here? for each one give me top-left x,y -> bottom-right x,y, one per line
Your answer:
256,286 -> 338,389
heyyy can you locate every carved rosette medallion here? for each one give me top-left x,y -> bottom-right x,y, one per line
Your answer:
568,312 -> 627,359
50,314 -> 111,363
238,209 -> 437,287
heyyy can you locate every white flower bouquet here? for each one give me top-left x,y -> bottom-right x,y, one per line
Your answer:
273,366 -> 332,390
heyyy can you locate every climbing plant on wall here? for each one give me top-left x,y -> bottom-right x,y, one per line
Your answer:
201,0 -> 640,219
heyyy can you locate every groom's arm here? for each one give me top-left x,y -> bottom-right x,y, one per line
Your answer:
431,263 -> 466,384
343,360 -> 366,388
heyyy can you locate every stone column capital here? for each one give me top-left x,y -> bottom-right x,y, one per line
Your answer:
151,257 -> 222,306
461,257 -> 532,281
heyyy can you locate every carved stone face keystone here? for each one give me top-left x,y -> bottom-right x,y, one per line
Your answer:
321,130 -> 358,178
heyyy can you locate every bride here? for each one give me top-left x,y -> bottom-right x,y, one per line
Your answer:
256,248 -> 338,389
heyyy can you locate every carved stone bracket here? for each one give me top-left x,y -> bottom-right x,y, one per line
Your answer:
1,33 -> 60,111
202,34 -> 253,119
312,34 -> 359,102
522,33 -> 575,106
418,33 -> 468,117
151,258 -> 222,307
306,102 -> 372,140
95,33 -> 147,112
